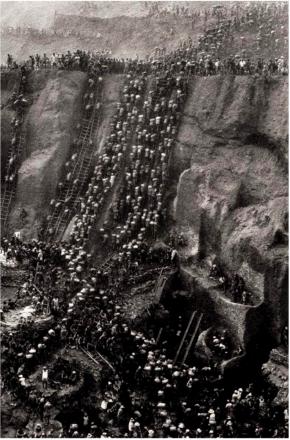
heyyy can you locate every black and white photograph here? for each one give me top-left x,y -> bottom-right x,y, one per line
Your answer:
0,0 -> 288,438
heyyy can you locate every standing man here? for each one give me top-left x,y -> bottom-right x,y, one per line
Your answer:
42,366 -> 48,389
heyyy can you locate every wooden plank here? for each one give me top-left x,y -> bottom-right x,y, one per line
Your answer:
156,327 -> 163,344
181,313 -> 203,365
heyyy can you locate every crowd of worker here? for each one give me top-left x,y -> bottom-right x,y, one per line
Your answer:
209,263 -> 253,306
1,227 -> 288,439
194,1 -> 288,54
1,25 -> 93,40
2,0 -> 288,76
2,1 -> 286,42
0,57 -> 286,435
5,48 -> 288,77
1,2 -> 288,438
64,70 -> 183,254
0,55 -> 282,437
147,0 -> 287,23
43,72 -> 104,238
169,1 -> 288,76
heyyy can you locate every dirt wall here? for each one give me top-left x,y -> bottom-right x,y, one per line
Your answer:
8,70 -> 87,239
1,70 -> 21,178
172,75 -> 288,358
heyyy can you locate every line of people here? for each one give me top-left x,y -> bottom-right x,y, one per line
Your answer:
70,72 -> 185,256
69,70 -> 148,247
5,48 -> 288,78
2,65 -> 29,187
44,74 -> 103,238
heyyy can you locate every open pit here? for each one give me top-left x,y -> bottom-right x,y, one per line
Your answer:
1,1 -> 288,439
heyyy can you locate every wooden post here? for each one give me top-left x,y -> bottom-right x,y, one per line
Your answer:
173,310 -> 196,365
156,327 -> 163,344
182,313 -> 203,365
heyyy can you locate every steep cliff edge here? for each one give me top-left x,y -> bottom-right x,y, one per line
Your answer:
172,75 -> 288,361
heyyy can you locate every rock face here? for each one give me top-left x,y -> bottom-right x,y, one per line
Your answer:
7,70 -> 87,239
173,75 -> 288,363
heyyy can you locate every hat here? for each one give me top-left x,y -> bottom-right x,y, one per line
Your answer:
157,402 -> 166,408
144,365 -> 151,371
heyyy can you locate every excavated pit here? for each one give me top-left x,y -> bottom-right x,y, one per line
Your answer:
1,70 -> 288,433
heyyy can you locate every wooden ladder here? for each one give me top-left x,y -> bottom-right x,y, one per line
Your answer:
173,310 -> 203,366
